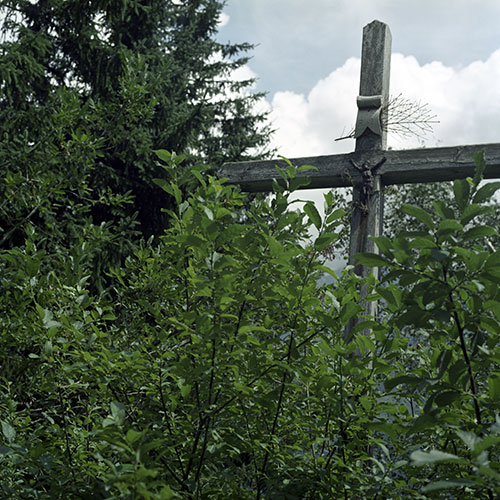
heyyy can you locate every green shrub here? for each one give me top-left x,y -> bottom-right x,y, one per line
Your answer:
1,150 -> 499,499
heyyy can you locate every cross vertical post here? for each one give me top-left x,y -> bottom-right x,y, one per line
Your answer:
345,20 -> 391,340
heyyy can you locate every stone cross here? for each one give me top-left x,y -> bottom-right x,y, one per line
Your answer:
218,20 -> 500,339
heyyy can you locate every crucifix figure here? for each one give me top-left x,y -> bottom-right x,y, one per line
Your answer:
218,20 -> 500,340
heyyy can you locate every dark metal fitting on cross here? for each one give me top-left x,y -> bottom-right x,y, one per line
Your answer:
354,95 -> 383,138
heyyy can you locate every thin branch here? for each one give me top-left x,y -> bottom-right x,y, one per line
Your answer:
452,307 -> 482,425
158,364 -> 185,476
384,94 -> 439,139
184,416 -> 206,482
58,387 -> 76,482
256,242 -> 320,499
335,93 -> 439,142
444,267 -> 482,425
0,203 -> 41,247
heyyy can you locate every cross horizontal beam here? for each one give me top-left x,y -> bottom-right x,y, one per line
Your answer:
219,143 -> 500,192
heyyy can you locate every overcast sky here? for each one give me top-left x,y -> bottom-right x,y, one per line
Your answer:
217,0 -> 500,157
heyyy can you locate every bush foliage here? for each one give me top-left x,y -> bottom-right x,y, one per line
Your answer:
1,151 -> 500,499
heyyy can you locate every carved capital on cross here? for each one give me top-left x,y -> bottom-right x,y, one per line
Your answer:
354,95 -> 383,139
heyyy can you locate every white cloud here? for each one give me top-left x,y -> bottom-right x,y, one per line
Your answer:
230,64 -> 257,86
268,57 -> 359,158
389,51 -> 500,148
267,49 -> 500,157
218,12 -> 230,28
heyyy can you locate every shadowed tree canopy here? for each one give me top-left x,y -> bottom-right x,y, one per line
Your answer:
0,0 -> 272,241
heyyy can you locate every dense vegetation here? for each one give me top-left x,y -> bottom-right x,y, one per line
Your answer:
2,150 -> 500,499
1,1 -> 500,498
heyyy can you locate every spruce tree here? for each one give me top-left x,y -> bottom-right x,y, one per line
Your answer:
0,0 -> 272,241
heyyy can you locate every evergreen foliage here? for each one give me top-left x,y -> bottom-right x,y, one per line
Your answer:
0,0 -> 272,244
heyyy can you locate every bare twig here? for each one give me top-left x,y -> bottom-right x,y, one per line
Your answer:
335,93 -> 439,141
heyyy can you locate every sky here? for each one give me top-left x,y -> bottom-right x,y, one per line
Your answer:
217,0 -> 500,158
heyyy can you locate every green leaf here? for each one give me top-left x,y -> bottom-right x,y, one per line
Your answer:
433,200 -> 455,220
26,256 -> 40,278
289,176 -> 311,191
325,208 -> 346,224
437,219 -> 463,237
485,251 -> 500,270
430,249 -> 449,262
461,203 -> 493,225
397,307 -> 430,328
286,164 -> 296,180
110,402 -> 126,425
319,265 -> 339,280
463,225 -> 497,240
314,232 -> 339,251
324,191 -> 334,209
304,202 -> 321,230
290,337 -> 300,359
422,480 -> 476,493
40,308 -> 60,330
160,485 -> 176,500
472,150 -> 486,187
153,149 -> 172,163
355,333 -> 376,354
317,375 -> 336,389
275,165 -> 288,183
453,178 -> 470,210
152,177 -> 169,191
456,430 -> 481,451
434,390 -> 462,407
483,300 -> 500,321
318,337 -> 337,358
203,206 -> 214,221
436,349 -> 452,379
352,320 -> 380,335
385,375 -> 423,392
355,252 -> 390,267
297,164 -> 318,173
1,421 -> 16,443
473,181 -> 500,203
488,376 -> 500,401
216,207 -> 231,219
370,236 -> 393,257
153,178 -> 183,204
180,383 -> 192,398
238,325 -> 268,335
185,235 -> 206,248
340,301 -> 363,324
474,435 -> 500,455
43,340 -> 53,356
480,316 -> 500,334
377,287 -> 398,308
409,236 -> 438,249
410,413 -> 438,433
126,429 -> 143,444
410,449 -> 467,466
191,168 -> 207,187
478,464 -> 500,480
401,204 -> 434,229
